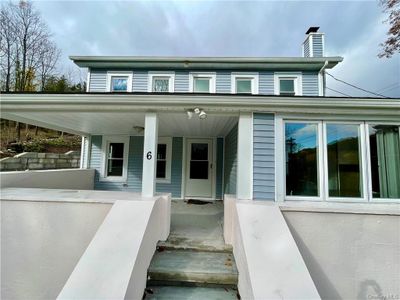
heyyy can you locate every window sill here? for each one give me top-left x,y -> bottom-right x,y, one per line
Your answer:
277,200 -> 400,216
99,176 -> 127,183
156,179 -> 171,184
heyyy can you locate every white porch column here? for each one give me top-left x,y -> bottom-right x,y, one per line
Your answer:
237,112 -> 253,200
142,112 -> 159,197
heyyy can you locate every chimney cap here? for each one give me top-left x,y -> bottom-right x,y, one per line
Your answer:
306,27 -> 320,34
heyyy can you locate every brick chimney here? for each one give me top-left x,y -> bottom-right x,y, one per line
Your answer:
302,27 -> 324,57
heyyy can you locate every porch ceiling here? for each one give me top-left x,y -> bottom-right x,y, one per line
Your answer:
2,111 -> 238,137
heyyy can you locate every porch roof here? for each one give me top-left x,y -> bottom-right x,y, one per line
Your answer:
70,55 -> 343,71
1,93 -> 399,136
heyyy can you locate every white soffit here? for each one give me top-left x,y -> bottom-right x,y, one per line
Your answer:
5,112 -> 238,137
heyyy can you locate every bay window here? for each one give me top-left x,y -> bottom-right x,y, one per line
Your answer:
281,119 -> 400,202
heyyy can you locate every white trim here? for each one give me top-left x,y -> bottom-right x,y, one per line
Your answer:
86,135 -> 92,169
80,136 -> 85,169
212,137 -> 217,199
231,72 -> 259,95
100,135 -> 130,182
86,69 -> 91,92
106,71 -> 133,92
274,72 -> 303,96
156,137 -> 172,184
142,113 -> 159,197
237,113 -> 253,200
275,115 -> 284,202
148,72 -> 175,93
189,72 -> 216,93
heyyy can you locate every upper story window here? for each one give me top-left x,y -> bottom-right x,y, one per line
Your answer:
149,72 -> 174,93
156,137 -> 172,183
189,73 -> 216,93
100,136 -> 130,182
274,73 -> 302,96
106,72 -> 132,92
231,73 -> 258,94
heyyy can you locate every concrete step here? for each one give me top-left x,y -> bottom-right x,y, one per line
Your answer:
144,286 -> 239,300
148,250 -> 238,286
157,240 -> 233,253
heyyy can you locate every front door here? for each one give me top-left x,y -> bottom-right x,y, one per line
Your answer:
185,139 -> 213,198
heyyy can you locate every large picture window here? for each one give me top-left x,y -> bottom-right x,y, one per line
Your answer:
280,119 -> 400,202
285,122 -> 319,197
326,123 -> 362,198
368,125 -> 400,199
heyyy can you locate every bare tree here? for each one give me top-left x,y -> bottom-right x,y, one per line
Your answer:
379,0 -> 400,58
0,4 -> 16,91
38,41 -> 60,90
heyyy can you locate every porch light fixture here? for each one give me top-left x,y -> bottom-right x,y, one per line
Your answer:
133,126 -> 145,134
187,108 -> 207,120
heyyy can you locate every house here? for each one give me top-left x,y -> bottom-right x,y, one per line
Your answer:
1,27 -> 399,300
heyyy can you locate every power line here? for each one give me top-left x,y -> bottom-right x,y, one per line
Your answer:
326,72 -> 389,98
326,86 -> 352,97
375,82 -> 399,93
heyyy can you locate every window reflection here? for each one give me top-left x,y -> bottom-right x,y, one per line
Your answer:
369,125 -> 400,199
285,123 -> 319,196
327,124 -> 362,197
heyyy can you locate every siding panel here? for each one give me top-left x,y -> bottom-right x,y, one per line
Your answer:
175,71 -> 189,92
156,137 -> 183,198
312,35 -> 324,57
259,72 -> 274,94
89,69 -> 107,92
216,72 -> 231,93
302,72 -> 319,96
132,71 -> 148,92
253,113 -> 275,200
224,124 -> 238,195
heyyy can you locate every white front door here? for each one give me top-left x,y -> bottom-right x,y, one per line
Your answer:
185,139 -> 213,198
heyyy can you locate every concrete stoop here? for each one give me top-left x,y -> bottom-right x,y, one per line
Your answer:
143,200 -> 240,300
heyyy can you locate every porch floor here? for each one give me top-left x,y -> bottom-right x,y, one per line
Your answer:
158,200 -> 231,252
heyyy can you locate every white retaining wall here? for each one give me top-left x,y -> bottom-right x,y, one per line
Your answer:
1,199 -> 112,300
0,168 -> 95,190
282,210 -> 400,300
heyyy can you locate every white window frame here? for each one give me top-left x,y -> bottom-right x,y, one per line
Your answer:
156,137 -> 172,184
106,71 -> 133,92
189,72 -> 216,93
231,73 -> 259,95
100,135 -> 130,182
283,120 -> 324,202
365,122 -> 400,203
274,73 -> 302,96
148,72 -> 175,93
276,116 -> 400,203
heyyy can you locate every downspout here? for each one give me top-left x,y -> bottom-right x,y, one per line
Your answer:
319,60 -> 329,96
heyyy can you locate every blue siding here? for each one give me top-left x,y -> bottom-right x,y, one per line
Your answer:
175,71 -> 189,92
89,69 -> 107,92
216,72 -> 231,93
312,34 -> 324,57
156,137 -> 183,198
259,72 -> 274,94
302,72 -> 319,96
216,138 -> 224,199
224,124 -> 238,195
132,71 -> 148,92
303,39 -> 310,57
253,114 -> 275,200
91,136 -> 143,191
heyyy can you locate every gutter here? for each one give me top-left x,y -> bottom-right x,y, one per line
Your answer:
319,60 -> 329,96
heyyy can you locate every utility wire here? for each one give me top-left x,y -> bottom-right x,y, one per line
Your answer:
326,86 -> 352,97
326,72 -> 389,98
375,82 -> 399,93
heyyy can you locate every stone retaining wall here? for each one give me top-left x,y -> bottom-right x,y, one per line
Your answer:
0,151 -> 80,171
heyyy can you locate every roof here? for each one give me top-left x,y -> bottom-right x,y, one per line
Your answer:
69,56 -> 343,71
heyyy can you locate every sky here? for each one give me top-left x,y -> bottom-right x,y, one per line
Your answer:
34,0 -> 400,98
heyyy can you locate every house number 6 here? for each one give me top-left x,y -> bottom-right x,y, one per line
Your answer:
146,151 -> 152,160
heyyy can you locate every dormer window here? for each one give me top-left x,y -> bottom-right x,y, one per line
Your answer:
106,72 -> 132,92
231,73 -> 258,94
189,73 -> 216,93
149,72 -> 175,93
274,73 -> 302,96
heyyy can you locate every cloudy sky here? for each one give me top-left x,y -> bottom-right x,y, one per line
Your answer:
35,0 -> 399,98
